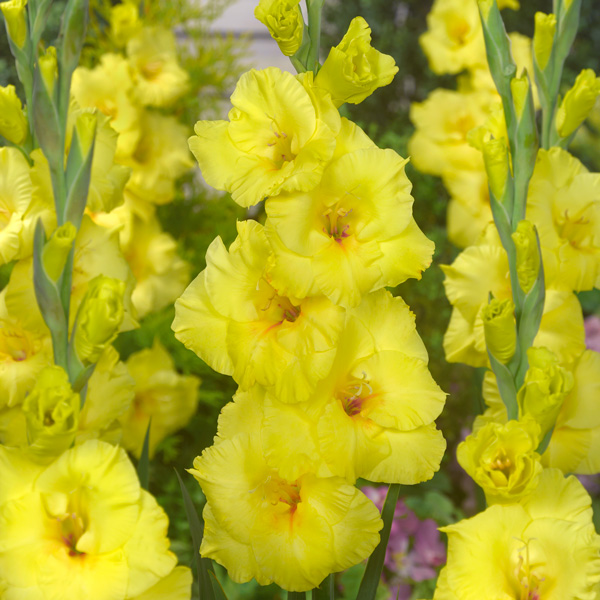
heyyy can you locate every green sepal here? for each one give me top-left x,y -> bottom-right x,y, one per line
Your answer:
536,424 -> 554,455
511,71 -> 539,224
71,362 -> 96,396
137,419 -> 151,490
31,57 -> 61,168
488,334 -> 519,421
514,229 -> 546,388
290,23 -> 310,73
58,0 -> 90,77
175,470 -> 225,600
478,0 -> 517,147
30,0 -> 53,48
355,483 -> 400,600
554,0 -> 582,71
64,121 -> 96,228
32,219 -> 69,369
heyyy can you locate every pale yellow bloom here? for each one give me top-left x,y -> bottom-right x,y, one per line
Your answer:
127,26 -> 189,108
433,469 -> 600,599
457,419 -> 542,505
0,84 -> 27,144
266,135 -> 433,307
254,0 -> 303,57
121,339 -> 200,458
526,147 -> 600,291
190,418 -> 382,591
315,16 -> 398,106
173,219 -> 345,404
72,54 -> 142,160
478,348 -> 600,475
189,67 -> 340,207
443,225 -> 586,368
0,440 -> 190,599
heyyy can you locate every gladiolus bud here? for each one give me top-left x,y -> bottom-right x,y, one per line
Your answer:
254,0 -> 304,57
482,138 -> 510,201
315,16 -> 398,107
533,12 -> 556,72
512,220 -> 540,294
74,111 -> 97,161
556,69 -> 600,138
482,298 -> 517,364
511,75 -> 530,121
518,347 -> 573,437
0,84 -> 27,144
22,365 -> 80,457
38,46 -> 58,97
110,2 -> 140,47
74,275 -> 125,364
0,0 -> 27,49
42,222 -> 77,282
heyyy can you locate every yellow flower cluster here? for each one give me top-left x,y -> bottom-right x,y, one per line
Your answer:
173,17 -> 446,591
0,440 -> 192,599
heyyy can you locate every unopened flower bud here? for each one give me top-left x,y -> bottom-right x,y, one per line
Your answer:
315,16 -> 398,107
518,347 -> 573,437
511,75 -> 530,121
533,12 -> 556,72
42,222 -> 77,281
556,69 -> 600,138
74,111 -> 97,160
512,220 -> 540,294
482,138 -> 510,201
0,84 -> 27,144
23,365 -> 79,457
110,2 -> 140,47
74,275 -> 125,364
0,0 -> 27,49
254,0 -> 303,57
482,298 -> 517,364
39,46 -> 58,97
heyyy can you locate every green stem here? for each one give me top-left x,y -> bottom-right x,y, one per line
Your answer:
305,0 -> 325,73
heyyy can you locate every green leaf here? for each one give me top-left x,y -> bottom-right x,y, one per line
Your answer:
288,593 -> 306,600
209,571 -> 229,600
313,574 -> 334,600
137,419 -> 151,490
175,470 -> 225,600
355,483 -> 400,600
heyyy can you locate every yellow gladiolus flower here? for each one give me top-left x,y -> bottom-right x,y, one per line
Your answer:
0,440 -> 190,599
556,69 -> 600,139
443,225 -> 586,368
0,289 -> 53,409
512,219 -> 540,294
533,12 -> 556,72
173,219 -> 345,404
527,147 -> 600,291
127,26 -> 189,108
433,469 -> 600,599
121,339 -> 200,458
408,89 -> 494,177
457,419 -> 542,505
189,67 -> 341,208
254,0 -> 304,57
482,297 -> 516,364
91,204 -> 190,318
518,346 -> 573,437
0,84 -> 27,144
189,426 -> 382,591
261,290 -> 447,484
0,0 -> 27,49
315,16 -> 398,107
478,348 -> 600,475
265,144 -> 434,308
122,111 -> 192,208
74,275 -> 126,364
22,365 -> 80,459
110,2 -> 141,47
420,0 -> 517,76
72,53 -> 142,160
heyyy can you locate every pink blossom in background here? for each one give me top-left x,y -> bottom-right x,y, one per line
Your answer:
585,315 -> 600,352
362,486 -> 446,600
